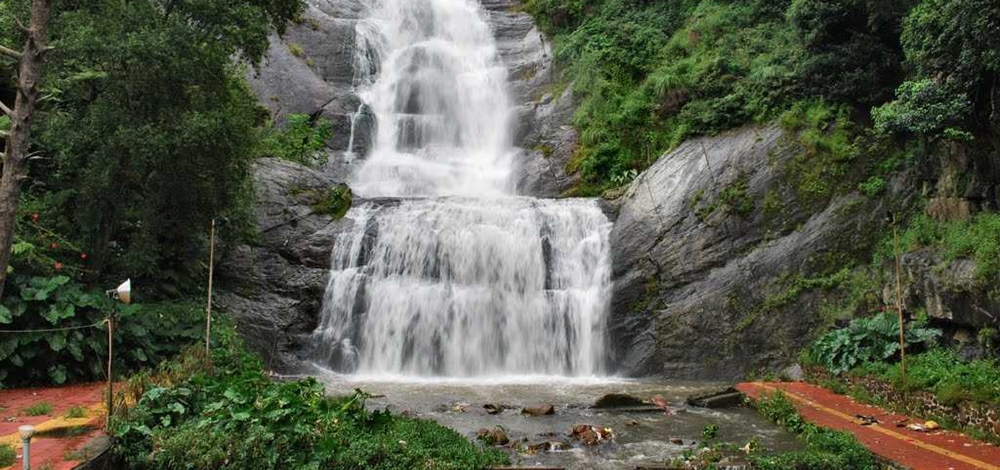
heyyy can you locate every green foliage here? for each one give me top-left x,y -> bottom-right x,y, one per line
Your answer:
260,114 -> 334,166
872,79 -> 970,139
25,401 -> 53,416
808,312 -> 941,374
752,391 -> 878,469
112,330 -> 508,470
861,348 -> 1000,405
701,423 -> 718,440
0,272 -> 204,387
66,405 -> 88,418
779,101 -> 859,200
17,0 -> 304,294
312,184 -> 353,219
882,212 -> 1000,281
0,444 -> 14,467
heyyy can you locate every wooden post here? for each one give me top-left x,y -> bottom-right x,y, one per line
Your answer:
892,215 -> 906,389
106,315 -> 114,429
205,218 -> 216,351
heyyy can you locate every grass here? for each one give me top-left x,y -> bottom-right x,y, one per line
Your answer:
0,444 -> 15,467
859,348 -> 1000,406
25,401 -> 53,416
750,391 -> 879,469
65,405 -> 87,419
878,212 -> 1000,282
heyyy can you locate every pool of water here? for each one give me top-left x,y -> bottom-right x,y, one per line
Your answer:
313,373 -> 802,469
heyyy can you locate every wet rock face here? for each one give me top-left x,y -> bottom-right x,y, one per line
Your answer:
215,158 -> 355,372
608,125 -> 911,380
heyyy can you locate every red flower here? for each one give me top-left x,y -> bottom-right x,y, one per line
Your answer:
53,262 -> 64,271
30,213 -> 39,222
50,242 -> 59,250
80,252 -> 88,260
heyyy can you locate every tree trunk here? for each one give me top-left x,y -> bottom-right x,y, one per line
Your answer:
0,0 -> 54,299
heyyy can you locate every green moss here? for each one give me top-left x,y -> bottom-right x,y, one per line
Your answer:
779,101 -> 859,202
694,174 -> 755,220
879,212 -> 1000,282
288,42 -> 305,57
312,184 -> 353,219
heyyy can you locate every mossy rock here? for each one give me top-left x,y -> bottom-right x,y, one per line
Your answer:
312,184 -> 353,219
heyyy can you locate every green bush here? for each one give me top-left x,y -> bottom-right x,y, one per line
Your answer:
808,312 -> 940,374
260,114 -> 333,166
0,274 -> 204,387
25,401 -> 53,416
112,328 -> 508,469
0,444 -> 15,467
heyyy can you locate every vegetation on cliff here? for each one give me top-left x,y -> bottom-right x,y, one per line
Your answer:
526,0 -> 999,194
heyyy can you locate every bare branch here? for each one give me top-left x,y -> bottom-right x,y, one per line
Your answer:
14,17 -> 28,33
0,101 -> 11,116
0,45 -> 21,60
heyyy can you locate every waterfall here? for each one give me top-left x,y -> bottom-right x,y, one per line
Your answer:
312,0 -> 612,377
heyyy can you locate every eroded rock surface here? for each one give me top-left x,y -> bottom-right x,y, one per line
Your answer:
608,125 -> 912,379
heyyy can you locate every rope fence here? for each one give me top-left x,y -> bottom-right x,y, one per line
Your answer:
0,319 -> 107,334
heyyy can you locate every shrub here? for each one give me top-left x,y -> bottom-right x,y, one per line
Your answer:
259,114 -> 333,166
111,328 -> 508,469
0,274 -> 205,387
872,79 -> 970,139
66,406 -> 88,418
862,348 -> 1000,405
808,312 -> 941,374
0,444 -> 15,467
25,402 -> 53,416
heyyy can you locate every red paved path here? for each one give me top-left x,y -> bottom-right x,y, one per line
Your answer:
738,381 -> 1000,470
0,383 -> 106,470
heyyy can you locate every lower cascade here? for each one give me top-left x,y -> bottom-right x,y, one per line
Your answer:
310,0 -> 614,378
312,198 -> 612,377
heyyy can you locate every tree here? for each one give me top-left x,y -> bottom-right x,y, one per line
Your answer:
0,0 -> 52,299
8,0 -> 304,294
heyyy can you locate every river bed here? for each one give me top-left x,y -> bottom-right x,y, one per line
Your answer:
315,373 -> 802,469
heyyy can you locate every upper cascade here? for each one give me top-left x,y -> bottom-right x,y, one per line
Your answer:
349,0 -> 516,197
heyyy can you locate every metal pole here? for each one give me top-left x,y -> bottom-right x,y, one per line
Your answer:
892,215 -> 906,389
18,425 -> 34,470
206,218 -> 216,351
106,313 -> 114,429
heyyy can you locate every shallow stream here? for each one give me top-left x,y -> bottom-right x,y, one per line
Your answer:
317,374 -> 802,469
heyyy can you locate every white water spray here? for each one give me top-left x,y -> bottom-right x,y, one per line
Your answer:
313,0 -> 613,377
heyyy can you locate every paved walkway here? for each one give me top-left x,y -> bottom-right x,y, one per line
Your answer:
0,383 -> 106,470
738,381 -> 1000,470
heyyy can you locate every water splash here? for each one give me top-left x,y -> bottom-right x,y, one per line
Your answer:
312,0 -> 613,377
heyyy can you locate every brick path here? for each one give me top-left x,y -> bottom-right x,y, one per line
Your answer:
0,383 -> 106,470
738,381 -> 1000,470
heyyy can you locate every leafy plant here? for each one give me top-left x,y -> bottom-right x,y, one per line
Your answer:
0,273 -> 204,387
809,312 -> 941,374
260,113 -> 333,166
0,444 -> 15,467
65,405 -> 88,418
111,327 -> 508,469
701,423 -> 719,440
25,401 -> 53,416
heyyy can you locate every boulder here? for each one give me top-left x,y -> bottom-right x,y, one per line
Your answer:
593,393 -> 647,409
521,404 -> 556,417
476,426 -> 511,446
686,388 -> 743,409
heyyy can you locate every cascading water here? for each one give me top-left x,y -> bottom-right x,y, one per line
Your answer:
312,0 -> 613,377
